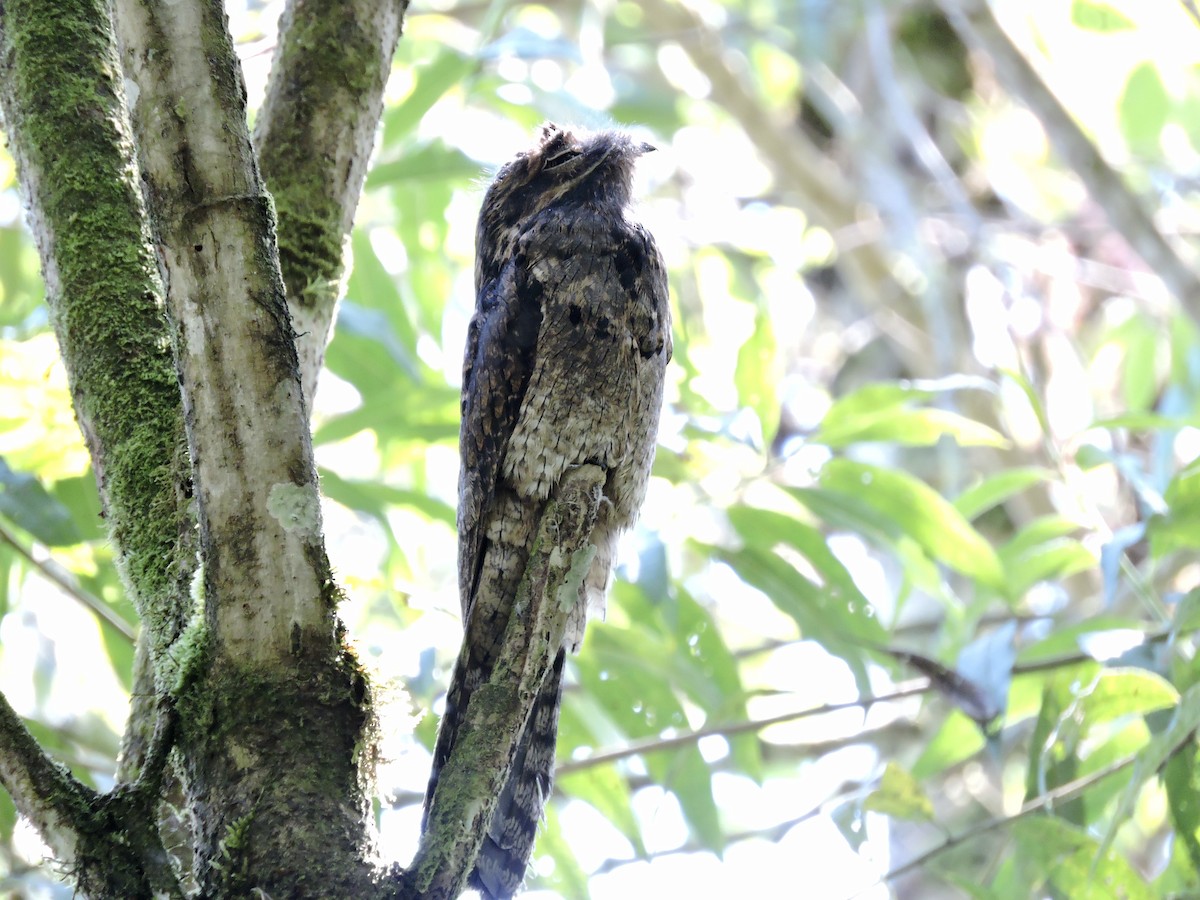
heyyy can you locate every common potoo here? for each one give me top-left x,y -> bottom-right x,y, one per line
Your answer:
423,123 -> 671,898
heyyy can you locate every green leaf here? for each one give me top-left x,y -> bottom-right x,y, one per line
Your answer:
711,544 -> 871,688
1119,62 -> 1170,152
998,516 -> 1094,596
649,741 -> 723,852
1026,672 -> 1085,825
953,468 -> 1052,520
1175,588 -> 1200,634
100,617 -> 135,691
341,228 -> 420,375
1079,668 -> 1178,724
912,710 -> 985,779
557,765 -> 646,857
49,473 -> 104,543
863,762 -> 934,821
671,588 -> 761,780
1150,456 -> 1200,556
366,142 -> 481,187
734,307 -> 779,445
382,50 -> 476,145
0,457 -> 80,546
0,789 -> 14,843
1164,747 -> 1200,876
1089,412 -> 1200,431
815,406 -> 1006,449
1097,682 -> 1200,864
536,804 -> 593,897
1013,816 -> 1152,900
1070,0 -> 1136,31
1018,620 -> 1141,666
320,469 -> 455,526
577,622 -> 722,851
726,506 -> 885,640
313,387 -> 459,447
815,382 -> 1006,449
818,460 -> 1004,589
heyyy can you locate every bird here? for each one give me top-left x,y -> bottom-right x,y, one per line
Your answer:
422,122 -> 671,899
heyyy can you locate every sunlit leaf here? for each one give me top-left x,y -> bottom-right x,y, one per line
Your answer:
1026,672 -> 1086,825
1165,746 -> 1200,874
1078,668 -> 1178,724
864,762 -> 933,821
382,50 -> 475,145
1119,62 -> 1170,152
726,506 -> 885,640
1175,588 -> 1200,635
1070,0 -> 1136,32
818,460 -> 1004,589
1097,682 -> 1200,864
366,142 -> 481,187
557,765 -> 646,857
999,516 -> 1094,596
734,306 -> 779,446
815,400 -> 1006,448
320,469 -> 455,526
953,467 -> 1052,520
1013,816 -> 1152,900
535,804 -> 593,896
912,710 -> 984,779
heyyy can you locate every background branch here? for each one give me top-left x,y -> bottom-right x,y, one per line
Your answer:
940,0 -> 1200,310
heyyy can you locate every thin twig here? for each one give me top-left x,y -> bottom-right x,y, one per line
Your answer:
586,779 -> 872,878
0,520 -> 135,641
872,750 -> 1138,890
557,679 -> 930,775
558,643 -> 1141,776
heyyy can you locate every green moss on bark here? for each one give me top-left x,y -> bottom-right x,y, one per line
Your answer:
0,0 -> 193,656
173,648 -> 379,897
257,3 -> 389,310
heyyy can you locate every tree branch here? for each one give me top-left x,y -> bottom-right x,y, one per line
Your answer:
113,0 -> 335,663
0,690 -> 90,871
0,0 -> 194,654
254,0 -> 408,406
0,520 -> 135,642
640,0 -> 933,375
0,689 -> 184,897
0,0 -> 196,795
404,464 -> 607,900
939,0 -> 1200,312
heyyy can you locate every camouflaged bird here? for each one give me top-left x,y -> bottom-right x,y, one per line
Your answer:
423,123 -> 671,898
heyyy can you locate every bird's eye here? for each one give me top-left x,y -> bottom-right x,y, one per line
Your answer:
542,148 -> 581,171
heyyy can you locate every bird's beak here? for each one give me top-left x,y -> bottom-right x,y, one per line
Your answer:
638,142 -> 656,155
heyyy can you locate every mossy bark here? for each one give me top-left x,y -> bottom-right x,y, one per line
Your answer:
256,0 -> 409,405
0,0 -> 194,664
0,0 -> 196,792
2,0 -> 411,895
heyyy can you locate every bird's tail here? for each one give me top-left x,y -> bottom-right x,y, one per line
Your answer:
471,648 -> 565,899
423,648 -> 566,900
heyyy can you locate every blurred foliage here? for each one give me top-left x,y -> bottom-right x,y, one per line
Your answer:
3,0 -> 1200,897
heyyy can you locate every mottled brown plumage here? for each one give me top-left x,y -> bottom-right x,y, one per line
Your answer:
423,123 -> 671,898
